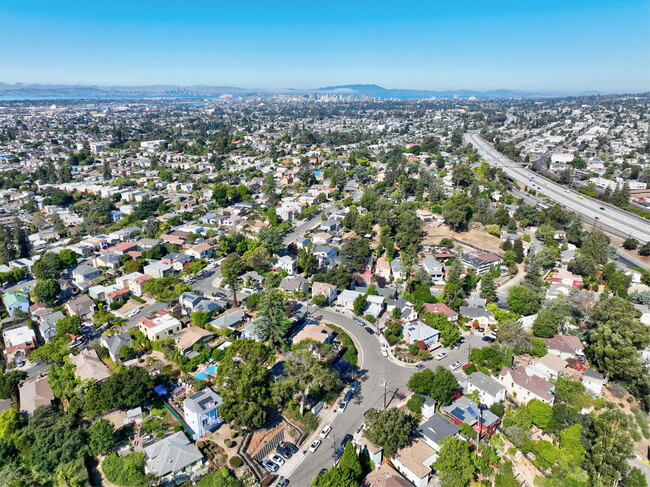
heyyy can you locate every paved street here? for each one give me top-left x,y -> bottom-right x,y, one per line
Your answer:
283,307 -> 488,486
283,204 -> 336,246
466,132 -> 650,243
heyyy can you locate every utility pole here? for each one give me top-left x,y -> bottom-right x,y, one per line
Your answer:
381,379 -> 387,409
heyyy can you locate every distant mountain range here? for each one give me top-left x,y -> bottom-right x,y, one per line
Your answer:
0,82 -> 606,99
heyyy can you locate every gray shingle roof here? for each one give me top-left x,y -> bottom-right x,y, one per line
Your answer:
418,413 -> 460,444
144,431 -> 204,477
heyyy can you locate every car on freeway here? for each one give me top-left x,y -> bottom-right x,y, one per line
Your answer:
341,434 -> 353,447
320,426 -> 332,438
270,454 -> 285,466
350,380 -> 360,392
262,459 -> 279,472
283,442 -> 298,454
275,446 -> 292,459
332,447 -> 344,460
415,364 -> 425,370
309,439 -> 322,452
577,195 -> 584,199
599,206 -> 605,210
449,361 -> 462,371
276,477 -> 289,487
435,352 -> 448,361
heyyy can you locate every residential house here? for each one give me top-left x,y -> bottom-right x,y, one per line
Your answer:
3,326 -> 37,364
72,264 -> 102,284
391,439 -> 437,487
18,376 -> 54,416
365,294 -> 385,319
292,323 -> 336,345
116,271 -> 145,290
64,294 -> 96,321
365,463 -> 411,487
403,321 -> 439,348
143,431 -> 205,484
3,291 -> 30,317
421,257 -> 446,284
527,353 -> 568,381
336,289 -> 363,311
459,306 -> 496,326
175,327 -> 214,356
499,367 -> 555,405
465,371 -> 507,407
359,437 -> 384,467
422,302 -> 458,322
143,260 -> 173,279
542,335 -> 585,361
38,310 -> 65,343
582,370 -> 607,396
210,308 -> 246,330
418,413 -> 460,451
131,274 -> 154,295
162,253 -> 193,271
185,243 -> 213,259
311,281 -> 337,304
276,255 -> 297,275
280,275 -> 310,294
69,349 -> 112,382
100,332 -> 133,362
461,251 -> 502,275
441,395 -> 501,438
390,258 -> 406,281
320,219 -> 341,232
313,245 -> 338,267
184,388 -> 223,440
139,312 -> 182,341
374,255 -> 391,281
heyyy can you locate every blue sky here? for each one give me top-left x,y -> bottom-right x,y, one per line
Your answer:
0,0 -> 647,92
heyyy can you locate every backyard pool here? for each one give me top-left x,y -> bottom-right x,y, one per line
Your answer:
193,364 -> 217,380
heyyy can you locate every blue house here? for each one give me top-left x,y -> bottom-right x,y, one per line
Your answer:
183,388 -> 223,439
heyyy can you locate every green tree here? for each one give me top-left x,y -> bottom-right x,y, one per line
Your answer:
88,418 -> 117,456
313,442 -> 362,487
56,315 -> 82,336
0,408 -> 25,444
507,285 -> 542,315
284,340 -> 342,416
528,399 -> 554,432
363,407 -> 412,457
479,273 -> 497,302
255,288 -> 289,350
220,253 -> 245,307
34,251 -> 62,280
101,452 -> 146,487
581,230 -> 610,265
340,237 -> 370,272
0,370 -> 27,399
442,193 -> 473,231
33,278 -> 61,306
433,436 -> 476,487
586,409 -> 635,486
196,468 -> 243,487
297,247 -> 318,276
428,366 -> 459,405
353,294 -> 367,316
258,227 -> 283,255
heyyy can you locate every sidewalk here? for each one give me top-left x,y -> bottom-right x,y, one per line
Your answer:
279,403 -> 341,478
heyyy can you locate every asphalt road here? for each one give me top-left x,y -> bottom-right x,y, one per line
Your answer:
465,132 -> 650,243
283,204 -> 337,246
284,307 -> 488,486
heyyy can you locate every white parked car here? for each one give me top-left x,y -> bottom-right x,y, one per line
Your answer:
309,439 -> 322,452
320,426 -> 332,438
449,361 -> 462,371
270,454 -> 285,466
435,352 -> 448,361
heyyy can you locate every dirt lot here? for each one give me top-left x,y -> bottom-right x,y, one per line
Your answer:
422,223 -> 505,256
101,409 -> 127,429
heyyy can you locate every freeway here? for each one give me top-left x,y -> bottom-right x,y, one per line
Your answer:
465,132 -> 650,243
284,307 -> 488,486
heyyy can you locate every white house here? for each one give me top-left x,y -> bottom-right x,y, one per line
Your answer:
499,367 -> 554,405
184,388 -> 223,440
465,371 -> 507,407
526,353 -> 567,381
276,255 -> 297,276
391,439 -> 437,487
336,289 -> 363,311
582,370 -> 607,396
421,257 -> 446,284
138,313 -> 182,341
403,321 -> 439,348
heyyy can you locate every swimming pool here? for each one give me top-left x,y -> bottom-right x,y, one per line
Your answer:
193,364 -> 217,380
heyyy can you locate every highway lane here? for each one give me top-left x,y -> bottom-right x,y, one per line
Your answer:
465,133 -> 650,243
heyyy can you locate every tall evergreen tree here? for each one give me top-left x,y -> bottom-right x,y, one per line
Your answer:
479,273 -> 498,302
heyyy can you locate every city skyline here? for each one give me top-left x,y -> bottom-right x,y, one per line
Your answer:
1,0 -> 648,93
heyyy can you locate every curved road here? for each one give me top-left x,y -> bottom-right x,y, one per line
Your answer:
285,307 -> 487,486
465,132 -> 650,243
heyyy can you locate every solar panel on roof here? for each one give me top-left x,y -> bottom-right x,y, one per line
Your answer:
451,407 -> 464,418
